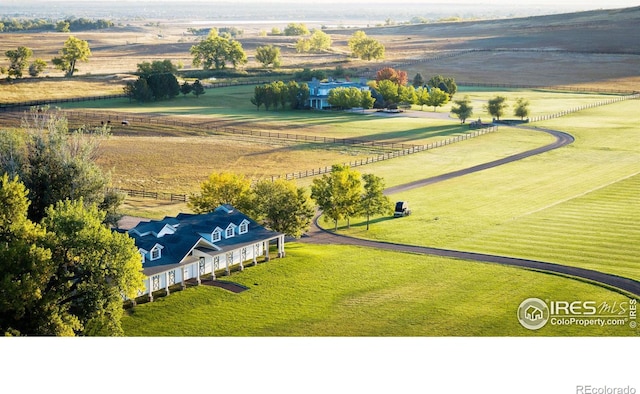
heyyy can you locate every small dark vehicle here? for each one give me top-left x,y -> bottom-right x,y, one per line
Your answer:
394,201 -> 411,217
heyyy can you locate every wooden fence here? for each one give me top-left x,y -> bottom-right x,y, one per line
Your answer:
529,93 -> 640,122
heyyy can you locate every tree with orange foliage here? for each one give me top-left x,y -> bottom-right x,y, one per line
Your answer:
375,67 -> 408,86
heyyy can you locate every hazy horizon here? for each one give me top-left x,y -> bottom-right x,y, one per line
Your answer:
3,0 -> 639,22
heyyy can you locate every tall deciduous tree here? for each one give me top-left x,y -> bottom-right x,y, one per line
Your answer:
514,97 -> 531,120
190,30 -> 247,70
0,176 -> 144,336
486,96 -> 508,120
251,179 -> 315,238
311,164 -> 362,230
451,95 -> 474,123
5,46 -> 33,79
41,199 -> 145,336
360,173 -> 392,230
255,45 -> 281,68
426,87 -> 449,111
52,36 -> 91,77
348,31 -> 385,61
376,67 -> 408,86
188,172 -> 253,214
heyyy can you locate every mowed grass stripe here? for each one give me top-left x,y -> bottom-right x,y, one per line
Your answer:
456,173 -> 640,280
339,100 -> 640,281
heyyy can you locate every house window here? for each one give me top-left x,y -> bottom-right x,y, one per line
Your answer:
212,230 -> 221,242
168,270 -> 175,286
199,257 -> 206,275
150,246 -> 161,260
152,275 -> 160,291
239,221 -> 248,234
226,226 -> 234,238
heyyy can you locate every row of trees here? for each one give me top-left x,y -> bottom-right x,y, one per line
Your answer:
187,165 -> 392,237
368,67 -> 457,110
0,108 -> 144,336
251,81 -> 310,111
0,17 -> 113,33
450,95 -> 531,123
311,164 -> 391,231
328,87 -> 376,110
187,173 -> 315,238
2,36 -> 91,79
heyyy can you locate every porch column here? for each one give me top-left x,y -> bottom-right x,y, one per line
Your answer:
165,271 -> 170,296
196,262 -> 201,285
181,266 -> 186,290
253,243 -> 258,266
277,235 -> 285,258
148,279 -> 153,302
225,253 -> 231,276
239,250 -> 244,272
263,240 -> 270,262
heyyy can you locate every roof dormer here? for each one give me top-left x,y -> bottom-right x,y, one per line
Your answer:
212,227 -> 223,242
225,223 -> 237,239
238,219 -> 249,235
149,244 -> 164,261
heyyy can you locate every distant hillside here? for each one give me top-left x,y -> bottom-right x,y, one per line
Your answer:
335,6 -> 640,54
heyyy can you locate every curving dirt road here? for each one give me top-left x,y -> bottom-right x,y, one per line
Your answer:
301,125 -> 640,297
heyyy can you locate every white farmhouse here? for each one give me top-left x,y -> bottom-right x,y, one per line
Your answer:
125,204 -> 285,302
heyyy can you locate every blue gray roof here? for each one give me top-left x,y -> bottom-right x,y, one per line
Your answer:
127,205 -> 282,275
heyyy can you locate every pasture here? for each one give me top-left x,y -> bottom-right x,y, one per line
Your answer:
1,7 -> 638,337
121,243 -> 638,336
338,100 -> 640,281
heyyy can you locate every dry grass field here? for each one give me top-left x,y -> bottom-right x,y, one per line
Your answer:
1,6 -> 639,100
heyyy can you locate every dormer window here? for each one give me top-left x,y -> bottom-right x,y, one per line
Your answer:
212,229 -> 222,242
150,245 -> 163,261
239,220 -> 249,234
225,225 -> 235,238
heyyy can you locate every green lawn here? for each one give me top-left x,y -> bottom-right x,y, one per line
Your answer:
121,244 -> 638,336
337,100 -> 640,281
